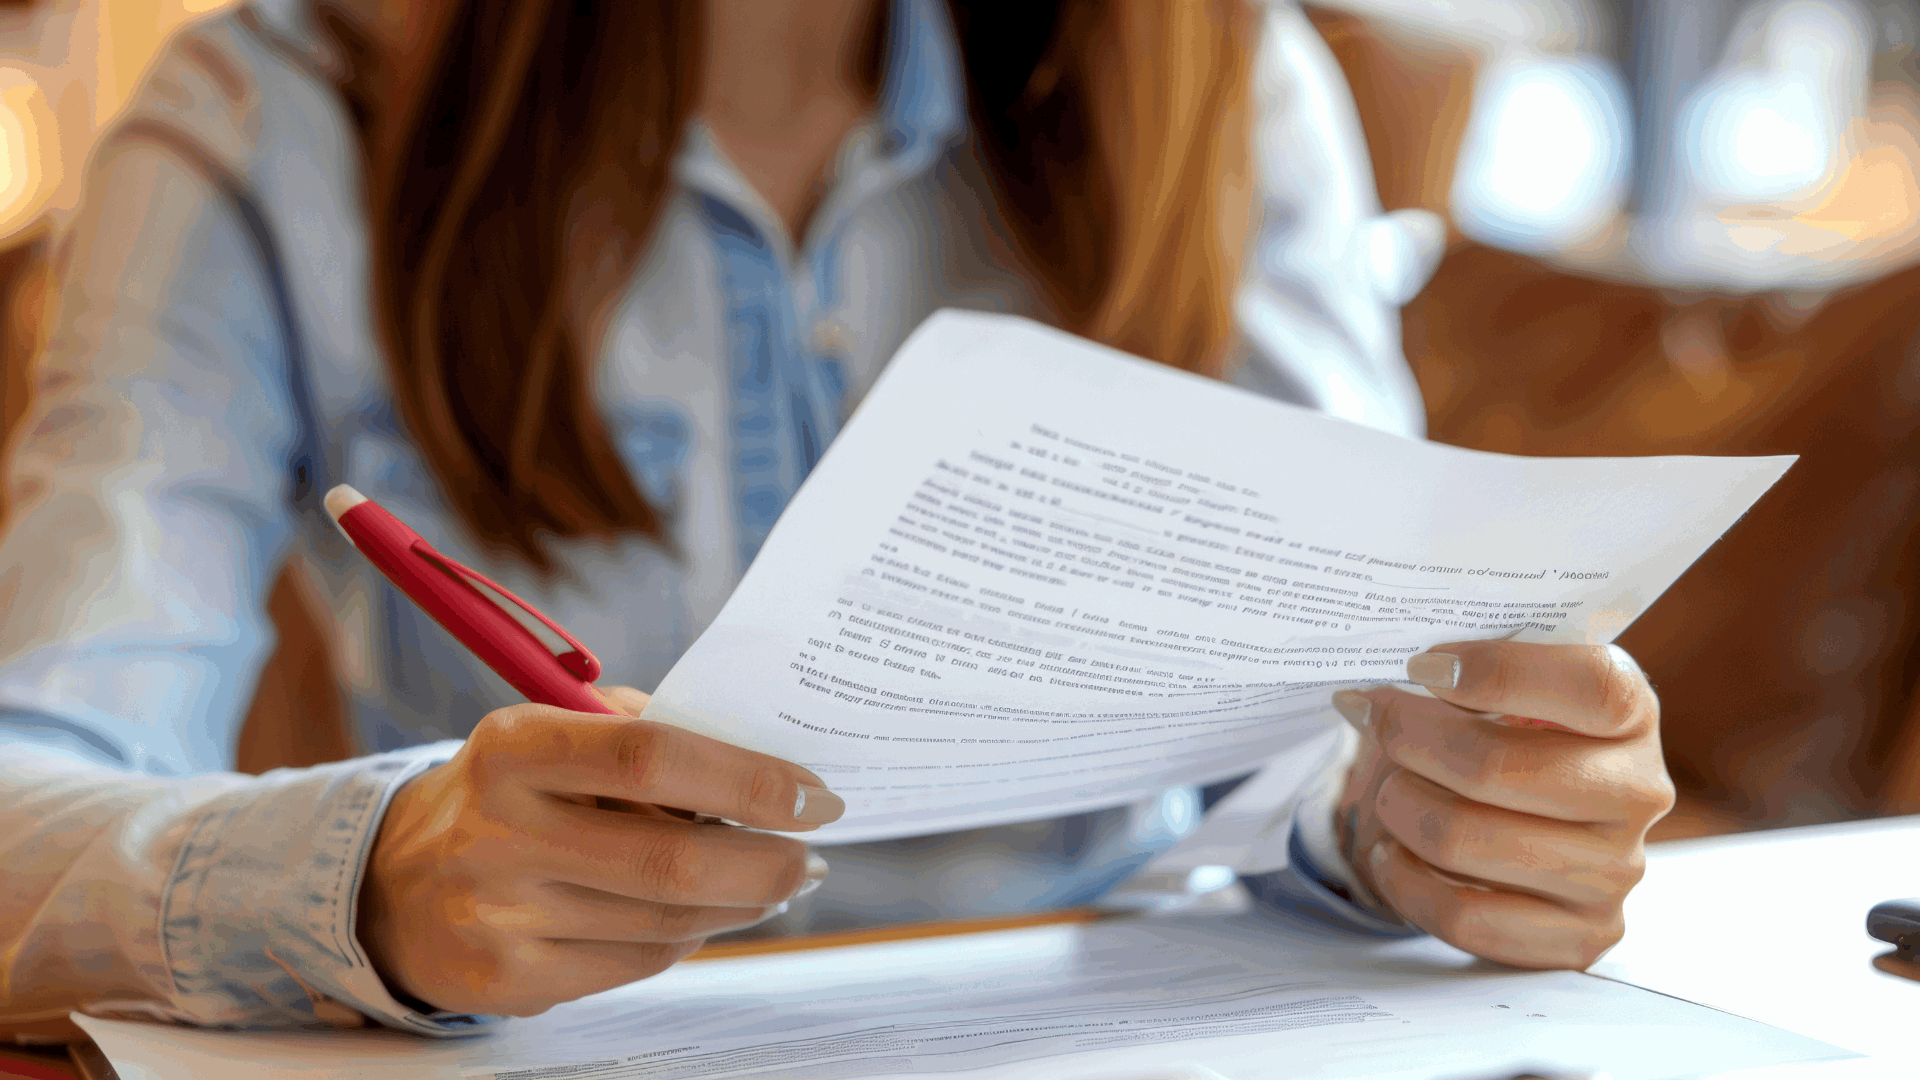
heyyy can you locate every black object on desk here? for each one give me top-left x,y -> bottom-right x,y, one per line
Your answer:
1867,897 -> 1920,960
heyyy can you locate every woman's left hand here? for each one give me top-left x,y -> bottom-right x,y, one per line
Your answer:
1333,640 -> 1675,969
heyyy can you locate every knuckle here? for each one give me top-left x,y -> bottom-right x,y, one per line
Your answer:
634,830 -> 702,902
470,709 -> 512,744
770,852 -> 809,905
1430,813 -> 1479,869
612,721 -> 671,793
1473,647 -> 1522,707
1436,900 -> 1496,958
1641,773 -> 1679,819
468,712 -> 506,747
1462,742 -> 1512,800
1610,849 -> 1648,893
654,903 -> 707,943
462,746 -> 506,788
743,764 -> 785,821
481,704 -> 543,743
464,713 -> 512,762
1572,841 -> 1644,902
1624,779 -> 1677,826
466,707 -> 545,779
1604,755 -> 1677,823
1590,652 -> 1641,728
760,842 -> 810,904
1578,915 -> 1626,967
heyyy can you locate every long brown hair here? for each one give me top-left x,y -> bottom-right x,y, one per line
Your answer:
334,0 -> 1254,570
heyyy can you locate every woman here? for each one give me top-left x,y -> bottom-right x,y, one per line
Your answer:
0,0 -> 1673,1036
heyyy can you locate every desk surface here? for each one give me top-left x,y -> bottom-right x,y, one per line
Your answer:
1592,813 -> 1920,1061
12,815 -> 1917,1079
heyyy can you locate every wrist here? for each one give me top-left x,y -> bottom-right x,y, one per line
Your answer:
353,764 -> 446,1013
1298,734 -> 1402,924
138,744 -> 484,1032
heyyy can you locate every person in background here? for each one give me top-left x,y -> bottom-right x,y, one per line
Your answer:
0,0 -> 1673,1036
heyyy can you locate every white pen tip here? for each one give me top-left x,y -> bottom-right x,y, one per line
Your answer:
324,484 -> 368,522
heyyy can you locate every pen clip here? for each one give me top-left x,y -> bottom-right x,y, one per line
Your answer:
409,540 -> 604,683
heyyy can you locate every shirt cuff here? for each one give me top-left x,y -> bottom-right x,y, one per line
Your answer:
1242,834 -> 1422,938
149,740 -> 497,1036
1240,728 -> 1419,938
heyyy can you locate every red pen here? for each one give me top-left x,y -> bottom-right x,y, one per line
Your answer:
323,484 -> 617,716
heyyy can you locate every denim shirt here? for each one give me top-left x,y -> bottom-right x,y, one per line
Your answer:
0,0 -> 1437,1036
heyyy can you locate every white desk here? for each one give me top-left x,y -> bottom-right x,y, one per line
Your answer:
1593,815 -> 1920,1062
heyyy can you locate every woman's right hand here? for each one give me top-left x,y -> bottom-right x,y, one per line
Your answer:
356,687 -> 844,1016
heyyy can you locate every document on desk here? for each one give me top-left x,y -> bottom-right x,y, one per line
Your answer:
75,913 -> 1853,1080
643,311 -> 1793,844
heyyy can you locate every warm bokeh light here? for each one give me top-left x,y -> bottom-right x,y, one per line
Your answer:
0,72 -> 53,236
1451,53 -> 1632,251
0,0 -> 241,243
1344,0 -> 1920,290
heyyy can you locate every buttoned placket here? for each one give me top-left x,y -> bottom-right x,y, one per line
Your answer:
674,112 -> 955,571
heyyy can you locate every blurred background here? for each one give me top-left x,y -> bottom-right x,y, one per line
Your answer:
0,0 -> 1916,837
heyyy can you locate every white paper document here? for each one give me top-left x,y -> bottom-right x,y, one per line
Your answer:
76,913 -> 1851,1080
642,311 -> 1792,843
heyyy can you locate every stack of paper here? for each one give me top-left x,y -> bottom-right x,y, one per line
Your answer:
643,311 -> 1792,843
76,913 -> 1851,1079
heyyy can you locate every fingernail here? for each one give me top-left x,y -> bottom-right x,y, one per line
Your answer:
1369,841 -> 1389,869
794,853 -> 829,899
1331,689 -> 1371,732
793,784 -> 845,825
1406,651 -> 1460,689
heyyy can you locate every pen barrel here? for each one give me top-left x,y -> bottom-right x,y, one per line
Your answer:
334,502 -> 616,716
